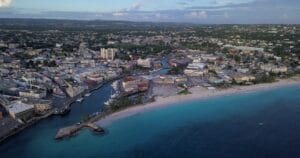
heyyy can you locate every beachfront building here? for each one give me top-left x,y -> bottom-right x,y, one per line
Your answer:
153,75 -> 175,84
153,75 -> 188,85
260,64 -> 288,74
122,76 -> 149,93
232,74 -> 256,84
209,77 -> 225,85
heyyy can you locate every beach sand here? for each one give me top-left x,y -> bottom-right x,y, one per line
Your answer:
95,77 -> 300,126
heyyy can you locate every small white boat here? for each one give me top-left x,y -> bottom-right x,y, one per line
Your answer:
85,93 -> 91,97
111,94 -> 118,99
104,98 -> 114,106
76,98 -> 84,102
112,81 -> 119,90
104,101 -> 110,106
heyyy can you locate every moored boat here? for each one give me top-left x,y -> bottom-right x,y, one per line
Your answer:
76,98 -> 84,102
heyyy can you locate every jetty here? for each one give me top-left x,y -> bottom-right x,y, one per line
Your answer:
55,123 -> 104,140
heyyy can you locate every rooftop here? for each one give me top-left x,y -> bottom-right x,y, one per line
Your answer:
7,101 -> 34,114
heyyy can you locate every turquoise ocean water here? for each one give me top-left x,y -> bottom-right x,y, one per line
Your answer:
1,84 -> 300,158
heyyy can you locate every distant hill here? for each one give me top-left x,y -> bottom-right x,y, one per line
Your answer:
0,18 -> 193,31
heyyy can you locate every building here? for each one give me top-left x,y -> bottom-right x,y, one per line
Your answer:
80,60 -> 96,68
65,79 -> 85,97
34,101 -> 52,113
100,48 -> 117,61
122,76 -> 149,93
272,66 -> 288,73
66,85 -> 85,98
175,76 -> 188,84
153,75 -> 175,84
184,69 -> 208,77
260,64 -> 288,73
186,62 -> 206,70
153,60 -> 162,69
232,74 -> 256,84
85,74 -> 104,84
137,58 -> 152,68
209,77 -> 224,84
19,90 -> 47,99
6,101 -> 35,122
0,112 -> 3,120
169,58 -> 190,68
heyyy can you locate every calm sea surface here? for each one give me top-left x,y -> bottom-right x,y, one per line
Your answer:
1,84 -> 300,158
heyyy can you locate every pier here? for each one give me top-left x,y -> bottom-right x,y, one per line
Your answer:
55,123 -> 104,140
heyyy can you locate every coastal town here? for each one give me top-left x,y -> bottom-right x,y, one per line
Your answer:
0,19 -> 300,141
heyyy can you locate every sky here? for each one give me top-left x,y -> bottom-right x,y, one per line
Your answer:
0,0 -> 299,24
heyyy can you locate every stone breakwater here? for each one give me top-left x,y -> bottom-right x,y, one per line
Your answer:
55,123 -> 105,140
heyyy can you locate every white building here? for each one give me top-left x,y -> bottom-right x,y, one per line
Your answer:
19,90 -> 46,99
260,64 -> 288,73
100,48 -> 118,61
137,58 -> 152,68
6,101 -> 35,122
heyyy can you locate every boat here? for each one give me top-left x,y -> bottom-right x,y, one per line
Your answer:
104,99 -> 114,106
112,81 -> 119,90
84,93 -> 91,97
57,107 -> 71,116
76,98 -> 84,102
104,101 -> 110,106
111,93 -> 118,99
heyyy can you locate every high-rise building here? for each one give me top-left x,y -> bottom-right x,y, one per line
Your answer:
100,48 -> 118,61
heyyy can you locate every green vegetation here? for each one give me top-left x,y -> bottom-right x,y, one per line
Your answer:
177,89 -> 191,95
168,66 -> 183,75
254,74 -> 277,84
25,60 -> 57,69
115,43 -> 172,56
181,41 -> 220,51
110,97 -> 133,112
177,83 -> 185,88
80,115 -> 91,123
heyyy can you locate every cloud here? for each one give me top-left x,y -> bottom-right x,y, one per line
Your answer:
281,13 -> 288,19
224,12 -> 229,19
185,11 -> 207,19
130,2 -> 142,11
1,0 -> 300,24
113,12 -> 126,17
0,0 -> 12,7
178,0 -> 195,6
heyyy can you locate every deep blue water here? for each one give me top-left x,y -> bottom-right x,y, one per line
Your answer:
1,84 -> 300,158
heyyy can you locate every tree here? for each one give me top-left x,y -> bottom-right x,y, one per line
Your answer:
43,60 -> 49,66
48,60 -> 57,67
234,55 -> 241,62
168,66 -> 182,75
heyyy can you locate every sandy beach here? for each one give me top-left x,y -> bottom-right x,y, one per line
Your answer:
95,77 -> 300,126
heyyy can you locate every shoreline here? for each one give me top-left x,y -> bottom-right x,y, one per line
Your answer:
95,77 -> 300,126
0,78 -> 116,144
